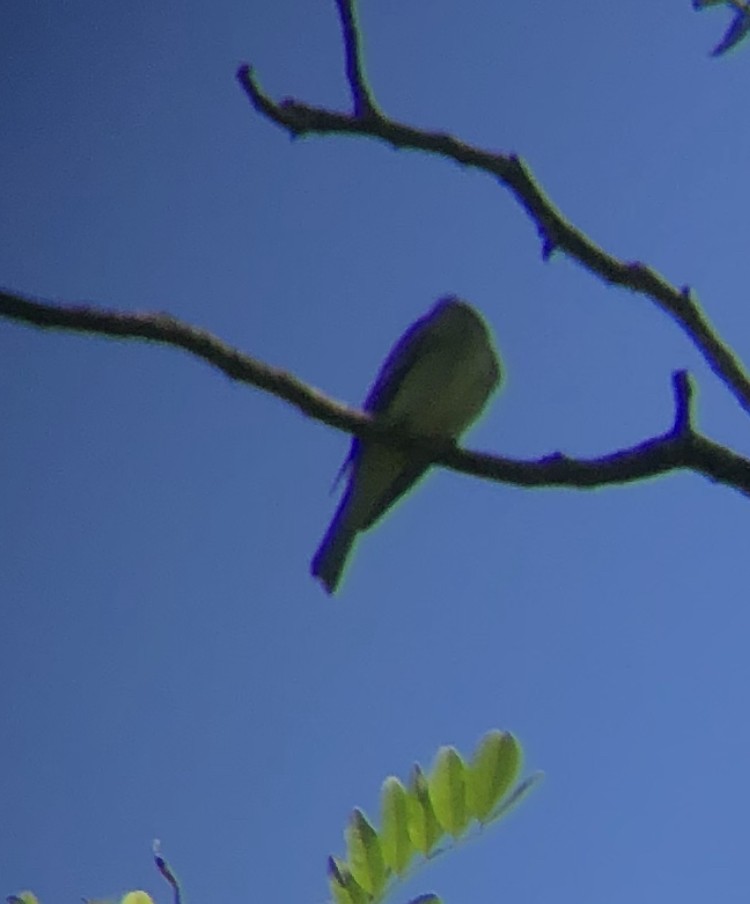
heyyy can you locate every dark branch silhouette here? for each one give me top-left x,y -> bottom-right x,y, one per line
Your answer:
334,0 -> 380,118
235,6 -> 750,421
3,287 -> 750,498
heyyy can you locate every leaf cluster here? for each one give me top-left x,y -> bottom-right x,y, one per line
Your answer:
328,730 -> 541,904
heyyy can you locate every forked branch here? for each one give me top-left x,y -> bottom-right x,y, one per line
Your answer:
236,0 -> 750,420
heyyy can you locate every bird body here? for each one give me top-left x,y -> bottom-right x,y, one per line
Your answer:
311,296 -> 502,595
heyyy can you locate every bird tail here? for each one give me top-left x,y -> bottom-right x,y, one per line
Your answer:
311,501 -> 358,595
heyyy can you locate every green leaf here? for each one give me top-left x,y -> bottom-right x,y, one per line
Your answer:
8,895 -> 40,904
345,808 -> 387,896
328,855 -> 371,904
406,764 -> 444,856
380,775 -> 415,875
467,730 -> 522,823
120,894 -> 155,904
428,746 -> 469,837
486,771 -> 544,824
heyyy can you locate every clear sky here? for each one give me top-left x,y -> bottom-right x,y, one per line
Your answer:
3,2 -> 750,902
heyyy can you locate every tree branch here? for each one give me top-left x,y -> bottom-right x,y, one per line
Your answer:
235,65 -> 750,421
4,287 -> 750,498
0,288 -> 367,434
334,0 -> 380,118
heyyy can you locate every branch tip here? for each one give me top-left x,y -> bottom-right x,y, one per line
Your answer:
541,236 -> 557,261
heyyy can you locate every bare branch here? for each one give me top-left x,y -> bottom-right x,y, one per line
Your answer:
458,429 -> 750,498
4,287 -> 750,498
334,0 -> 380,118
235,69 -> 750,421
0,287 -> 367,434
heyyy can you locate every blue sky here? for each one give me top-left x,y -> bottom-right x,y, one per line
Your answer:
3,2 -> 750,902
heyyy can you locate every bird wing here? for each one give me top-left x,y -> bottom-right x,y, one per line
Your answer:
332,308 -> 440,488
363,309 -> 439,415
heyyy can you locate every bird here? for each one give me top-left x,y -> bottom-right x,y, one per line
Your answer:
311,295 -> 502,595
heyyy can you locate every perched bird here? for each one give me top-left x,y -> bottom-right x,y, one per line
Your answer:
311,295 -> 502,595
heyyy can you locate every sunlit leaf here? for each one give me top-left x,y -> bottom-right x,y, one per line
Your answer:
328,855 -> 371,904
121,894 -> 155,904
8,894 -> 40,904
406,764 -> 444,855
467,730 -> 522,823
345,808 -> 387,896
428,747 -> 469,837
380,775 -> 415,875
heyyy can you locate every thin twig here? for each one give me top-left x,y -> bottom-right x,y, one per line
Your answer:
235,66 -> 750,420
154,845 -> 182,904
670,369 -> 696,437
333,0 -> 380,118
4,287 -> 750,497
